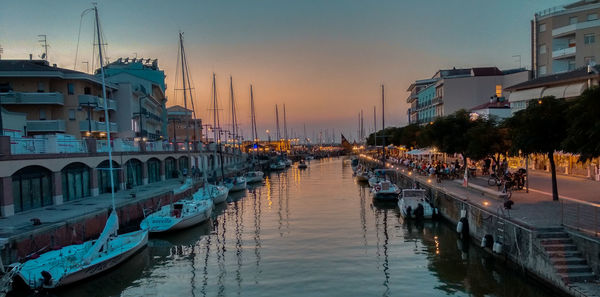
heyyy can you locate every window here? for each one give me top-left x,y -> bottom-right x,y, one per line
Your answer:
568,60 -> 577,71
585,56 -> 596,65
539,23 -> 546,32
538,65 -> 547,75
569,17 -> 578,25
495,85 -> 502,97
84,86 -> 91,95
539,44 -> 547,54
585,33 -> 596,44
68,109 -> 76,120
67,83 -> 75,95
588,13 -> 598,21
39,109 -> 46,120
37,82 -> 44,92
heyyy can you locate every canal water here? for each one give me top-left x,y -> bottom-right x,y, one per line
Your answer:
39,158 -> 554,297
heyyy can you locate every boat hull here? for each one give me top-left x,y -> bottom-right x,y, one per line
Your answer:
17,230 -> 148,290
141,205 -> 212,233
228,181 -> 247,192
398,198 -> 434,219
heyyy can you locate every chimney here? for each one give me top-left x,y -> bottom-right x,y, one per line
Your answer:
29,54 -> 32,60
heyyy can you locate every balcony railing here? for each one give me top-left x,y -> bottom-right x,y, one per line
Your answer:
26,120 -> 66,132
0,92 -> 64,105
553,19 -> 600,37
552,46 -> 576,59
79,120 -> 118,133
78,94 -> 117,110
10,137 -> 87,154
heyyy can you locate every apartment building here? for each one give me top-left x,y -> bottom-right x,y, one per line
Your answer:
167,105 -> 203,142
0,59 -> 119,138
406,67 -> 529,125
102,58 -> 168,140
533,0 -> 600,76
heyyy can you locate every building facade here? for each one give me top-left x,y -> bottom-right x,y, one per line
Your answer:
406,67 -> 529,125
101,58 -> 168,140
533,0 -> 600,77
167,105 -> 202,142
0,59 -> 119,139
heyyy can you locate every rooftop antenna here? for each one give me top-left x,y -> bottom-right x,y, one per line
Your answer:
38,34 -> 49,60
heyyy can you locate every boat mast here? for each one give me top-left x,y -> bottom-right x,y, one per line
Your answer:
212,73 -> 225,180
275,104 -> 280,152
373,105 -> 376,147
179,32 -> 193,166
229,76 -> 237,150
381,84 -> 385,167
94,5 -> 115,211
283,104 -> 288,151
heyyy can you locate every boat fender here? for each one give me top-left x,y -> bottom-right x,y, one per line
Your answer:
457,217 -> 469,237
460,209 -> 467,219
41,270 -> 53,286
481,237 -> 487,248
493,242 -> 503,254
456,221 -> 463,233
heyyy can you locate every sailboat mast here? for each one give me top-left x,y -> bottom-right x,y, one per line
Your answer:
212,73 -> 218,143
275,105 -> 280,142
230,76 -> 237,148
250,85 -> 257,143
283,104 -> 288,151
373,105 -> 376,147
179,33 -> 191,154
381,84 -> 385,165
94,6 -> 115,210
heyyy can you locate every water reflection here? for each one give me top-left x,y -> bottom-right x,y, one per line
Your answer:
37,158 -> 554,297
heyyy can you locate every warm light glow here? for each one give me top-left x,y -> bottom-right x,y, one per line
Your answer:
483,201 -> 490,206
495,84 -> 502,97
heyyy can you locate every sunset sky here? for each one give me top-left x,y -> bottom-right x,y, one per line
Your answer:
0,0 -> 570,141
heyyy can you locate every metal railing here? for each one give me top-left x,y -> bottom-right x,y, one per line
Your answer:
561,197 -> 600,237
10,138 -> 87,154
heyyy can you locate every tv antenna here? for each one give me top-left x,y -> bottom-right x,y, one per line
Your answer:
38,34 -> 49,60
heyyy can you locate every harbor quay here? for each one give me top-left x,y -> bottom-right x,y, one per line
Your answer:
0,137 -> 247,265
360,156 -> 600,297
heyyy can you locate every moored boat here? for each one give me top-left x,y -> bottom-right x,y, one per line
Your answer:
245,171 -> 264,183
140,199 -> 213,233
398,189 -> 434,219
270,160 -> 286,170
193,184 -> 229,204
371,180 -> 400,202
225,176 -> 247,192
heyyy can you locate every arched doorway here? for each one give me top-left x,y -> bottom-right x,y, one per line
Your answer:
12,166 -> 53,213
147,158 -> 161,183
178,156 -> 189,175
125,159 -> 143,188
61,162 -> 91,202
165,157 -> 177,179
97,160 -> 120,194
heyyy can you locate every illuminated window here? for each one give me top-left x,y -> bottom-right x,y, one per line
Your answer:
495,85 -> 502,97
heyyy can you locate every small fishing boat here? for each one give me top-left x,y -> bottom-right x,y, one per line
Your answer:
371,180 -> 400,202
298,160 -> 308,169
193,184 -> 229,204
245,171 -> 264,183
398,189 -> 434,219
225,176 -> 247,192
140,199 -> 213,233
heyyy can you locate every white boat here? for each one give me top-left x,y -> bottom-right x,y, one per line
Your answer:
371,180 -> 400,201
368,175 -> 384,187
193,184 -> 229,204
270,161 -> 286,170
298,160 -> 308,169
15,217 -> 147,289
225,176 -> 247,192
284,158 -> 292,167
15,7 -> 148,290
398,189 -> 434,219
245,171 -> 264,183
140,199 -> 212,233
355,169 -> 370,182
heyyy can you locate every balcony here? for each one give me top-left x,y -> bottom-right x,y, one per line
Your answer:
0,92 -> 64,105
553,19 -> 600,37
78,95 -> 117,110
79,120 -> 118,133
553,47 -> 576,59
26,120 -> 66,132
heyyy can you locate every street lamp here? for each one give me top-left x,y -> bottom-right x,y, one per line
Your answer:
266,129 -> 271,142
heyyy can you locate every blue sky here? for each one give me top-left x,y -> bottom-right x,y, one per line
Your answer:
0,0 -> 571,141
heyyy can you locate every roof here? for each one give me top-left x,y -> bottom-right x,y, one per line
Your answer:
470,100 -> 511,111
0,59 -> 116,88
471,67 -> 503,76
505,65 -> 600,91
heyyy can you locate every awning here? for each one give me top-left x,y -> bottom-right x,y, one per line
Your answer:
508,87 -> 544,102
563,82 -> 587,98
542,85 -> 567,98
